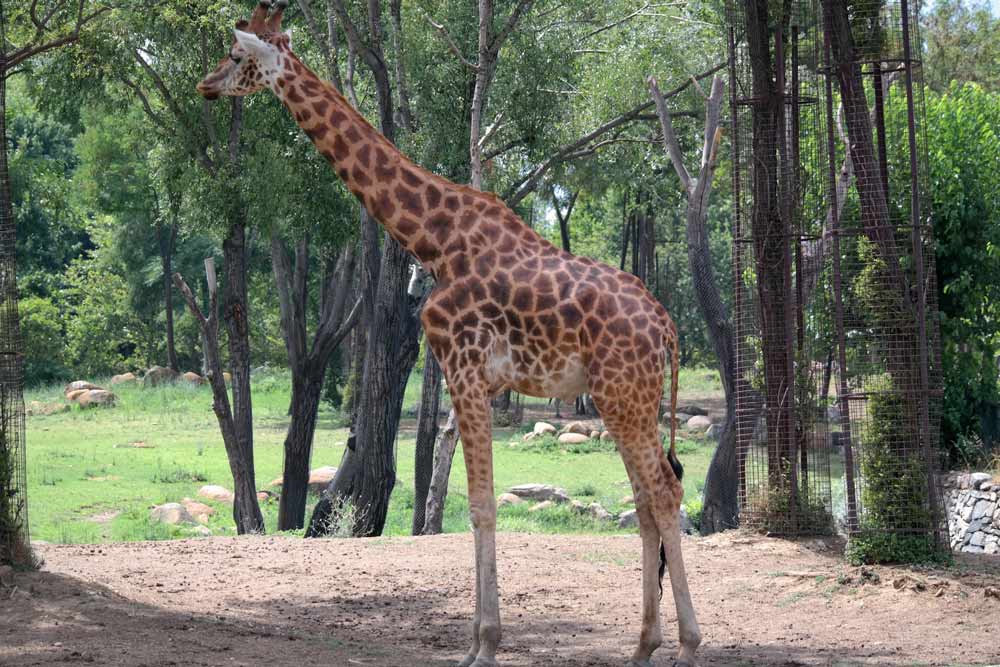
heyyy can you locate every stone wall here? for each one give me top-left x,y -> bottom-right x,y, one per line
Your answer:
944,472 -> 1000,554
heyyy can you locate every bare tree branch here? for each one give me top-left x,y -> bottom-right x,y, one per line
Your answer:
421,10 -> 479,70
648,75 -> 691,191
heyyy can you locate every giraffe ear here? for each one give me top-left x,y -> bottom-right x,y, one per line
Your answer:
283,29 -> 292,50
233,29 -> 267,55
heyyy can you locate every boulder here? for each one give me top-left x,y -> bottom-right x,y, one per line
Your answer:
558,432 -> 590,445
64,381 -> 102,396
150,503 -> 196,526
65,389 -> 89,402
497,493 -> 524,507
570,500 -> 588,514
77,390 -> 117,409
144,366 -> 180,387
507,483 -> 570,504
677,405 -> 708,417
589,430 -> 601,440
181,371 -> 206,386
679,506 -> 695,535
521,431 -> 538,442
533,422 -> 557,436
621,495 -> 634,505
110,373 -> 137,385
706,424 -> 721,440
257,491 -> 272,503
587,503 -> 612,521
197,485 -> 234,503
600,431 -> 613,442
180,499 -> 215,524
970,473 -> 993,490
686,415 -> 713,431
309,466 -> 338,493
673,413 -> 693,424
528,501 -> 555,512
560,421 -> 590,436
618,509 -> 639,529
189,525 -> 213,537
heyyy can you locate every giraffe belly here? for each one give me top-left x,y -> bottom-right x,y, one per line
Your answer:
484,337 -> 588,403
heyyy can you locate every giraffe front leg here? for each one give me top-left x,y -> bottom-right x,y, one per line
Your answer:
452,386 -> 502,667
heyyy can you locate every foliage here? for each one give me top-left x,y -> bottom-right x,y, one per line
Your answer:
742,481 -> 835,536
923,0 -> 1000,93
922,84 -> 1000,460
19,296 -> 71,386
845,531 -> 950,566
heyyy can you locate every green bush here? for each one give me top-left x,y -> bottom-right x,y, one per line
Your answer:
845,531 -> 950,566
19,295 -> 70,386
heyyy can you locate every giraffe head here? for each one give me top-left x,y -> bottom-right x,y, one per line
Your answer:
196,0 -> 291,100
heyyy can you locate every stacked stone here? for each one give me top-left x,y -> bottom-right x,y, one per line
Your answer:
945,472 -> 1000,554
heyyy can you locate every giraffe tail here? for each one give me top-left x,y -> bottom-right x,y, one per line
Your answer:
659,324 -> 682,600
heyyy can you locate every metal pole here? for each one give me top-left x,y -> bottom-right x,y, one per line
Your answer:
728,24 -> 748,511
821,7 -> 859,534
899,0 -> 941,548
776,24 -> 799,532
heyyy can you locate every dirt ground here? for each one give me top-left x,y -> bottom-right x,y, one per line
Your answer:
2,532 -> 999,667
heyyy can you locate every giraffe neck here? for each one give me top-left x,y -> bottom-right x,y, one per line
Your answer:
270,51 -> 521,280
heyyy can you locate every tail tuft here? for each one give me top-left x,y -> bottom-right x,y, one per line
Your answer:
667,448 -> 684,482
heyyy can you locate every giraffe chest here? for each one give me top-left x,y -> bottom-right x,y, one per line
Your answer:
484,335 -> 588,403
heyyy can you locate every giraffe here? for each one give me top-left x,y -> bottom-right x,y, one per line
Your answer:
196,3 -> 701,665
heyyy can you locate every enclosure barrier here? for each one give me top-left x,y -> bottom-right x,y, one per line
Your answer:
727,0 -> 943,549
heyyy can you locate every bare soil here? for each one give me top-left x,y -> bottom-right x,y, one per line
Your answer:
2,532 -> 999,667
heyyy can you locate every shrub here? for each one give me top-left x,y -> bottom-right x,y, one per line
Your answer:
19,295 -> 70,386
845,531 -> 950,566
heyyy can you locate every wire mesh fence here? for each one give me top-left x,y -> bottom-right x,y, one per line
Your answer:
0,2 -> 32,567
727,0 -> 942,542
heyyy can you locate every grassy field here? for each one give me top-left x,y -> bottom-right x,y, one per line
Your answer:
24,368 -> 721,544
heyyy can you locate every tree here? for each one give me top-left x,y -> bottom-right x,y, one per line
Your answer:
923,0 -> 999,93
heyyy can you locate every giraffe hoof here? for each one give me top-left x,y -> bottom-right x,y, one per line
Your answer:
456,656 -> 476,667
672,660 -> 697,667
627,660 -> 653,667
469,660 -> 498,667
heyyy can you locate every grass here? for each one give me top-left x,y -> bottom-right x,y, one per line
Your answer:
24,367 -> 720,544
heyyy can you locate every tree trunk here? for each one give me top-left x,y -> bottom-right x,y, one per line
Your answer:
412,346 -> 442,534
158,224 -> 179,372
221,221 -> 264,533
277,368 -> 324,530
422,409 -> 459,535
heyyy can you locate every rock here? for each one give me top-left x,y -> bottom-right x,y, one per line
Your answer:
529,500 -> 554,512
0,564 -> 13,587
677,405 -> 708,417
561,421 -> 590,436
180,499 -> 215,524
150,503 -> 195,525
497,493 -> 524,507
587,503 -> 612,521
64,381 -> 102,396
679,506 -> 695,534
686,415 -> 713,431
972,499 -> 993,522
197,485 -> 234,503
570,500 -> 588,514
77,389 -> 117,409
181,371 -> 206,386
189,525 -> 212,537
673,413 -> 692,425
970,473 -> 993,490
110,373 -> 137,385
143,366 -> 180,387
706,424 -> 721,440
26,401 -> 70,416
600,431 -> 613,441
589,430 -> 601,440
521,431 -> 538,442
618,509 -> 639,529
507,484 -> 570,504
308,466 -> 338,494
533,422 -> 557,436
257,491 -> 272,502
558,433 -> 590,445
971,532 -> 986,547
621,495 -> 634,505
986,542 -> 999,555
65,389 -> 88,402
